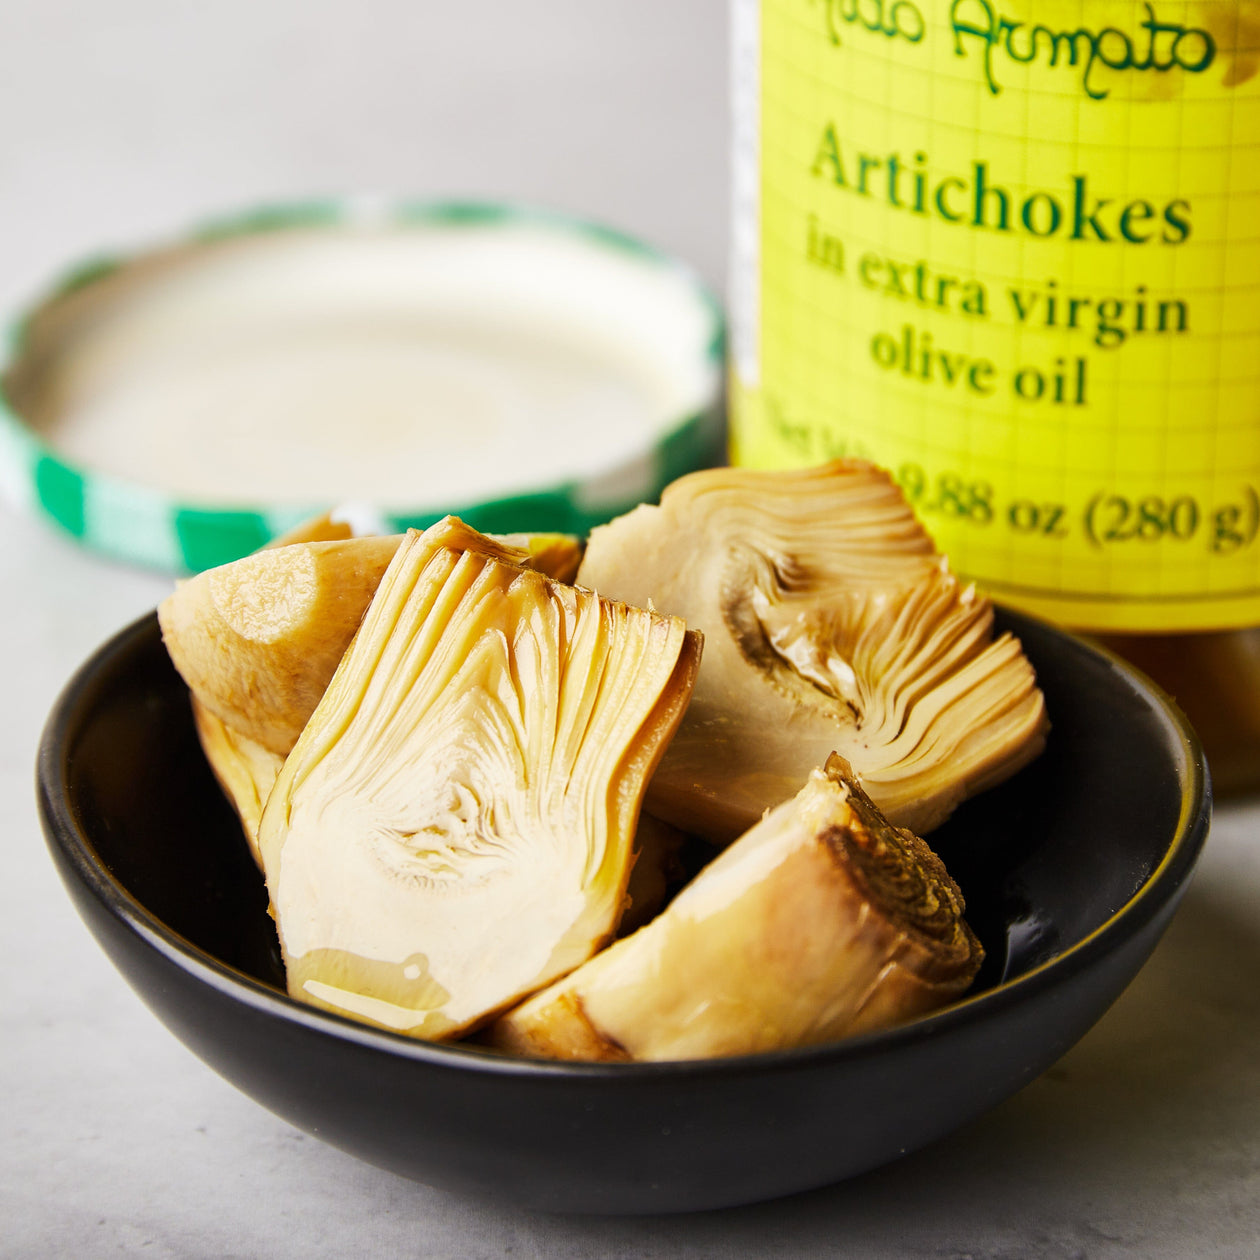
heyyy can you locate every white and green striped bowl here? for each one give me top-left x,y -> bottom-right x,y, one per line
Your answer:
0,201 -> 725,572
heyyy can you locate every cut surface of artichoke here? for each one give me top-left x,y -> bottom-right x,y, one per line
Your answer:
160,520 -> 584,757
258,528 -> 701,1039
191,698 -> 285,868
161,533 -> 406,755
576,460 -> 1048,840
490,754 -> 983,1062
190,697 -> 683,889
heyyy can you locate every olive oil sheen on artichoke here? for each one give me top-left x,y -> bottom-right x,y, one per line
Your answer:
730,0 -> 1260,636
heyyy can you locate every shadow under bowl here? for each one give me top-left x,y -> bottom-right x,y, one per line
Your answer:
37,608 -> 1209,1214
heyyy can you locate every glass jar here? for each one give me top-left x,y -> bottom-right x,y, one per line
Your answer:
730,0 -> 1260,790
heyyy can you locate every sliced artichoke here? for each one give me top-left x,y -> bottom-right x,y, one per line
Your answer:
190,698 -> 285,868
264,510 -> 356,547
161,520 -> 584,757
257,529 -> 701,1039
576,461 -> 1048,840
490,755 -> 983,1062
618,812 -> 688,936
489,532 -> 584,585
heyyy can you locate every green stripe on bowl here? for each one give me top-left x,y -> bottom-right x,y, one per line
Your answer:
397,201 -> 516,228
34,456 -> 86,539
175,508 -> 273,572
657,405 -> 727,489
192,201 -> 344,243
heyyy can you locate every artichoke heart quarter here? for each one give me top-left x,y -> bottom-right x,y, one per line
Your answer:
576,460 -> 1049,841
257,529 -> 702,1039
490,755 -> 983,1062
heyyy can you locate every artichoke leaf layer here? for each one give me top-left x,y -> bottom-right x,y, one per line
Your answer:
490,754 -> 984,1062
258,528 -> 701,1039
190,698 -> 285,867
576,461 -> 1048,840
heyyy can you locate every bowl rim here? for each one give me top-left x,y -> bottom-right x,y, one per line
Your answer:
37,608 -> 1211,1081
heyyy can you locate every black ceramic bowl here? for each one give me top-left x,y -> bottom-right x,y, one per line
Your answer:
38,609 -> 1209,1214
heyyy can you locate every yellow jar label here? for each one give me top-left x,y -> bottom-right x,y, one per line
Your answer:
730,0 -> 1260,630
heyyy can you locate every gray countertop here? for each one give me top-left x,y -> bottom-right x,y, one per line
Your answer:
3,3 -> 1259,1255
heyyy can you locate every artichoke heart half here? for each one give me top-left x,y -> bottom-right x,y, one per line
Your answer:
257,529 -> 701,1039
490,754 -> 983,1061
576,460 -> 1049,840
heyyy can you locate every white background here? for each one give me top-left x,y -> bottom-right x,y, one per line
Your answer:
0,0 -> 728,312
3,3 -> 1259,1257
